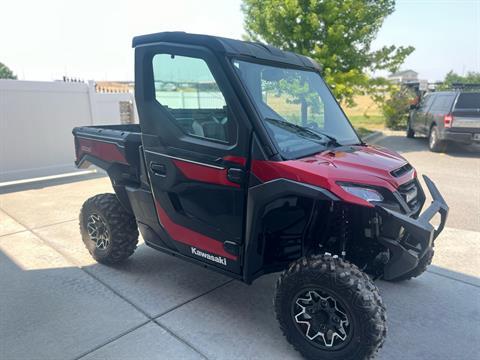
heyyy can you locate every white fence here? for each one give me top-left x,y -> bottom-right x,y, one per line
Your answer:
0,80 -> 137,182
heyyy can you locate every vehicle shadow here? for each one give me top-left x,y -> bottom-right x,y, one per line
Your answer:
375,133 -> 480,158
2,243 -> 480,360
148,252 -> 480,360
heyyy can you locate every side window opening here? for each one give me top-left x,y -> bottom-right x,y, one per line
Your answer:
430,94 -> 455,113
152,54 -> 236,144
419,95 -> 434,111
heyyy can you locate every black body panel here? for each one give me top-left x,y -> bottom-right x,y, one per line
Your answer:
132,31 -> 320,71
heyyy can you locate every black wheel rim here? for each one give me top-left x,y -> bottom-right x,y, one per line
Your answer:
291,288 -> 353,350
87,214 -> 110,250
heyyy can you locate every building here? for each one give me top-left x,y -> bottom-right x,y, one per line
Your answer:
388,69 -> 419,83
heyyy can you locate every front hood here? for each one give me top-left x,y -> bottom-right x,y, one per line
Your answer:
251,144 -> 417,207
290,144 -> 417,193
303,145 -> 409,181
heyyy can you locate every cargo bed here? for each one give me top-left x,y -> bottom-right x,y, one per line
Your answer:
73,124 -> 143,182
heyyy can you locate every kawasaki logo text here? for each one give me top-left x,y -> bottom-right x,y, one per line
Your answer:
191,247 -> 227,266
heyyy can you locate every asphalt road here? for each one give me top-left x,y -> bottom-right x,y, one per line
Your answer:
0,132 -> 479,360
374,131 -> 480,232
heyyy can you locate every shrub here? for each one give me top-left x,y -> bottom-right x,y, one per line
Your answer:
380,87 -> 414,130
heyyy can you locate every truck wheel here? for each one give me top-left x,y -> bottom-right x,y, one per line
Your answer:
428,125 -> 446,152
274,254 -> 386,360
79,193 -> 139,264
389,248 -> 434,282
406,119 -> 415,138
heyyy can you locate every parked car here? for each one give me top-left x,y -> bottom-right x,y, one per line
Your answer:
407,86 -> 480,151
73,32 -> 449,360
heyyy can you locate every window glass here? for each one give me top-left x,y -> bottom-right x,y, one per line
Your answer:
152,54 -> 235,143
261,75 -> 325,128
419,95 -> 434,111
430,95 -> 454,113
233,60 -> 359,159
455,93 -> 480,109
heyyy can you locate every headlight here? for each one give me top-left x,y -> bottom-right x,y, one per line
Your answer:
340,185 -> 384,202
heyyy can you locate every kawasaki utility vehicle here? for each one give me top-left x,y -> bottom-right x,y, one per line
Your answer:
73,32 -> 448,360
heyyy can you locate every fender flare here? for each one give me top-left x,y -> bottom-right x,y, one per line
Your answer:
243,178 -> 339,283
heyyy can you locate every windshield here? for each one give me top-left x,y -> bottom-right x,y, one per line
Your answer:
233,59 -> 360,159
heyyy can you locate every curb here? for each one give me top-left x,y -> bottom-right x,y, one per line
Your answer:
0,169 -> 105,195
362,131 -> 383,143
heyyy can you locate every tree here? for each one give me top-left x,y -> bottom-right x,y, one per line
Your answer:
241,0 -> 414,104
0,62 -> 17,79
439,70 -> 480,89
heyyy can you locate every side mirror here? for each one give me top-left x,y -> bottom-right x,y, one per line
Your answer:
410,104 -> 418,110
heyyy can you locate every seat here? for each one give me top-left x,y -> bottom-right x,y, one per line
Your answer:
192,116 -> 227,141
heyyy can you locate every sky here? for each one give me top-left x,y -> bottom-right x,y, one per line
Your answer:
1,0 -> 478,82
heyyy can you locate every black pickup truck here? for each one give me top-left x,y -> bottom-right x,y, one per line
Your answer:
73,32 -> 448,360
407,86 -> 480,151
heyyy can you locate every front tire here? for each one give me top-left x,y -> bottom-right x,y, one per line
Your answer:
389,247 -> 434,282
274,255 -> 386,360
406,119 -> 415,138
80,193 -> 139,264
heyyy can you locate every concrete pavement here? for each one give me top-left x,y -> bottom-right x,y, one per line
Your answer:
1,133 -> 479,360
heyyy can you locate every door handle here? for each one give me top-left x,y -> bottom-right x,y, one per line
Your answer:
150,163 -> 167,176
227,168 -> 245,184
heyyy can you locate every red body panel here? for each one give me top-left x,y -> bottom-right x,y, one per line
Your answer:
154,201 -> 237,260
76,138 -> 128,165
222,155 -> 247,167
252,145 -> 416,207
172,159 -> 239,188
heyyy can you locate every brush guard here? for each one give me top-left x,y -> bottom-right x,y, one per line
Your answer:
376,175 -> 449,280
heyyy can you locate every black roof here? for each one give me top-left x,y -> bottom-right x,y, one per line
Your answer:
132,31 -> 320,70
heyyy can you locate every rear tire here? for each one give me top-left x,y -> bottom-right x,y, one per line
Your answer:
80,193 -> 139,264
274,254 -> 386,360
428,125 -> 446,152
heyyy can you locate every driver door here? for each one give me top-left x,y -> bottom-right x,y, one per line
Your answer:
135,44 -> 251,274
414,94 -> 435,134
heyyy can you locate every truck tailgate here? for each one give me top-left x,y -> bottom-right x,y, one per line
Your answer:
452,110 -> 480,129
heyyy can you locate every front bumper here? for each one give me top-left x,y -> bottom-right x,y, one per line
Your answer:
376,175 -> 449,280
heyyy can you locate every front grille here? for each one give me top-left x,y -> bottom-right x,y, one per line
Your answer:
391,163 -> 413,177
398,179 -> 420,212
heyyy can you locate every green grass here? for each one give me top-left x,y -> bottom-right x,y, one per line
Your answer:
354,127 -> 374,138
348,115 -> 385,131
345,115 -> 385,139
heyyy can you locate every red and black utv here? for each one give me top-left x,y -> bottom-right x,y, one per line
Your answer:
73,32 -> 448,360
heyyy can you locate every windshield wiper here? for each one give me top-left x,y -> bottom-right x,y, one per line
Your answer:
265,117 -> 340,146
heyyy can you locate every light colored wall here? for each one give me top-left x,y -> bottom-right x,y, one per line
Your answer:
0,80 -> 136,182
